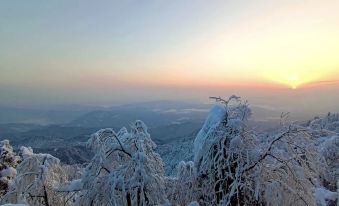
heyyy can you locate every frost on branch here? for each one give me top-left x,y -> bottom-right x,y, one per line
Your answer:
193,105 -> 226,165
76,120 -> 169,206
1,95 -> 338,206
166,161 -> 197,205
315,186 -> 337,206
318,135 -> 339,192
191,96 -> 326,206
2,147 -> 67,206
0,140 -> 21,197
308,112 -> 339,132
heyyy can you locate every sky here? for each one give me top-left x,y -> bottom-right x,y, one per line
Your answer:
1,0 -> 339,114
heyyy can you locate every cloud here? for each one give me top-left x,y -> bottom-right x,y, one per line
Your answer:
304,79 -> 339,87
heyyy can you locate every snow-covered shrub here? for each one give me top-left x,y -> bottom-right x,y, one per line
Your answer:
314,186 -> 337,206
75,120 -> 169,205
191,96 -> 326,206
308,113 -> 339,133
187,201 -> 200,206
192,96 -> 254,205
257,126 -> 324,206
319,135 -> 339,191
2,95 -> 338,206
0,140 -> 21,197
156,136 -> 194,176
305,113 -> 338,196
2,147 -> 67,206
166,161 -> 197,205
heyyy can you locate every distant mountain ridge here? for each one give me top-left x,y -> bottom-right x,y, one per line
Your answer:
0,100 -> 208,126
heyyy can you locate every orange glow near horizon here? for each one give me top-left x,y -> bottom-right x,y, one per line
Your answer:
130,0 -> 339,91
2,0 -> 339,95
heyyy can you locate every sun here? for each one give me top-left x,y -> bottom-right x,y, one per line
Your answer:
263,72 -> 306,90
287,75 -> 300,89
264,71 -> 331,90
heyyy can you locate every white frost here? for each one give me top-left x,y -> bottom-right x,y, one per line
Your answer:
57,179 -> 83,192
315,187 -> 337,206
0,167 -> 17,178
193,105 -> 226,163
187,201 -> 200,206
1,204 -> 29,206
19,146 -> 33,159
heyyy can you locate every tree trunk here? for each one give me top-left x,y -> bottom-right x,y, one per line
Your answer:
127,192 -> 132,206
43,186 -> 49,206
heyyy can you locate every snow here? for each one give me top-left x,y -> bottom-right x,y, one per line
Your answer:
229,135 -> 242,150
193,105 -> 226,163
320,135 -> 339,158
187,201 -> 199,206
0,167 -> 17,178
57,179 -> 82,192
117,127 -> 129,141
315,187 -> 338,206
1,204 -> 29,206
309,113 -> 339,132
1,96 -> 338,206
2,148 -> 66,206
0,140 -> 11,152
0,140 -> 21,196
78,120 -> 169,205
319,135 -> 339,185
19,146 -> 33,159
0,140 -> 15,157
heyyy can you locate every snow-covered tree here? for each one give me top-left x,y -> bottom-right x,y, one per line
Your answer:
319,135 -> 339,190
308,112 -> 339,132
1,95 -> 338,206
0,140 -> 21,197
73,120 -> 169,206
189,96 -> 328,206
2,147 -> 67,206
166,161 -> 197,205
303,113 -> 339,205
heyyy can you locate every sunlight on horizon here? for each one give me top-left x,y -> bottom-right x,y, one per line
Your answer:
1,0 -> 339,106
